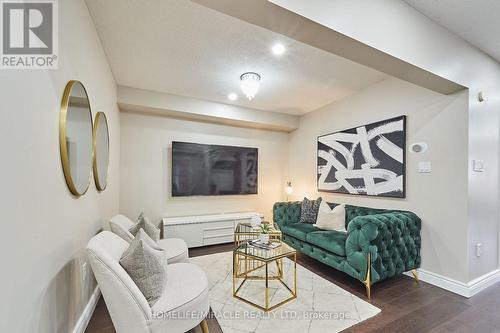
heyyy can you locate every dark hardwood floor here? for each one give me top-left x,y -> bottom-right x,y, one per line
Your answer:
85,243 -> 500,333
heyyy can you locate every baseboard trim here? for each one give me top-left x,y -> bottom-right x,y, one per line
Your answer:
72,286 -> 101,333
466,269 -> 500,297
405,268 -> 500,298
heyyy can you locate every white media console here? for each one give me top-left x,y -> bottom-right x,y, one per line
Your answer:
162,212 -> 264,248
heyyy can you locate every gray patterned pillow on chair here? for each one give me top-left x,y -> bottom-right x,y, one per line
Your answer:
129,213 -> 160,242
120,230 -> 166,306
299,197 -> 322,224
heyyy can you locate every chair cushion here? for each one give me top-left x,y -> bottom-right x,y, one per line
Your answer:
306,230 -> 347,257
151,263 -> 209,333
157,238 -> 189,264
120,234 -> 166,306
299,197 -> 322,224
281,223 -> 321,241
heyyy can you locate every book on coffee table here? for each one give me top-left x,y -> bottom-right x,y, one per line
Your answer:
249,239 -> 282,250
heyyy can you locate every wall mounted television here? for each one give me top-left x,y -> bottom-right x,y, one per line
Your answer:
171,141 -> 258,196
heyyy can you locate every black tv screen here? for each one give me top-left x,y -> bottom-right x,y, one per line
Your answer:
171,141 -> 258,196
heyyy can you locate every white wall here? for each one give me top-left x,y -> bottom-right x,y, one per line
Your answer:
119,112 -> 289,224
288,78 -> 469,281
0,0 -> 119,332
272,0 -> 500,284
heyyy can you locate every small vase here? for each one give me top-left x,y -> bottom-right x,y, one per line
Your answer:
259,234 -> 270,244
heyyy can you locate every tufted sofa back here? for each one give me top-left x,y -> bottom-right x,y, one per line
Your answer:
273,201 -> 408,230
344,205 -> 403,229
273,201 -> 301,228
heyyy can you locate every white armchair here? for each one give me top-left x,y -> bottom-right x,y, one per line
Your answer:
110,214 -> 189,264
87,231 -> 209,333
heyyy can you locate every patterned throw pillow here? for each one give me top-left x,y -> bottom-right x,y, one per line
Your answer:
129,213 -> 160,242
120,232 -> 166,306
136,228 -> 163,251
299,197 -> 322,224
135,229 -> 168,267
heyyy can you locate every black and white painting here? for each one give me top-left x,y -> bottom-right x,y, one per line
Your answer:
317,116 -> 406,198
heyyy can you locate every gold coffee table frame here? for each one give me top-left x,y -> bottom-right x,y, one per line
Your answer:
232,242 -> 297,312
233,222 -> 283,280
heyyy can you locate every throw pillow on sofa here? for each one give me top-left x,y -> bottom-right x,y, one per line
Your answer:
315,201 -> 347,232
299,197 -> 322,224
129,213 -> 160,242
120,230 -> 166,306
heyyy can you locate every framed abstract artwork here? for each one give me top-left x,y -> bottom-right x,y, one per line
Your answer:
317,115 -> 406,198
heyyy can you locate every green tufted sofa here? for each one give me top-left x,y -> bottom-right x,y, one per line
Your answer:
273,201 -> 421,299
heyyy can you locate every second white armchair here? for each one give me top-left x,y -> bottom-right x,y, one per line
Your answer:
110,214 -> 189,264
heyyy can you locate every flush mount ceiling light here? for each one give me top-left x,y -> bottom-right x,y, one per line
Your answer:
272,43 -> 286,56
240,72 -> 261,100
227,92 -> 238,101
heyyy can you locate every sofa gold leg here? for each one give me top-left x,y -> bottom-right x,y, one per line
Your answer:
411,269 -> 419,284
200,319 -> 209,333
364,252 -> 371,300
365,281 -> 371,300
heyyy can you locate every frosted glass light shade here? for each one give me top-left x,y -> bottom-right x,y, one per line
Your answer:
240,72 -> 261,100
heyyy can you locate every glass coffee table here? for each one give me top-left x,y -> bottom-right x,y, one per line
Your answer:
232,241 -> 297,312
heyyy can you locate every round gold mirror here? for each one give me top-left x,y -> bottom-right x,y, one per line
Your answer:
93,112 -> 110,191
59,80 -> 94,197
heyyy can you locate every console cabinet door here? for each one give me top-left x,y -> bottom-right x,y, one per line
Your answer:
164,223 -> 202,247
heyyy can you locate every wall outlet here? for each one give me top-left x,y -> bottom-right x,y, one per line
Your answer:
81,262 -> 88,284
476,243 -> 482,257
473,160 -> 484,172
418,161 -> 431,173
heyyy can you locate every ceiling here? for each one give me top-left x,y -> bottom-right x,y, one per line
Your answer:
404,0 -> 500,63
85,0 -> 388,115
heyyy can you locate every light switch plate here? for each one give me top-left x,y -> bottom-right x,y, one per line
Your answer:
473,160 -> 484,172
476,243 -> 483,257
418,161 -> 431,173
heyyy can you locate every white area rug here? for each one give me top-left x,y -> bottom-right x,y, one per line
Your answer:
191,252 -> 380,333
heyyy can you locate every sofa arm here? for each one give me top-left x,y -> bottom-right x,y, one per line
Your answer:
273,201 -> 301,229
345,212 -> 421,284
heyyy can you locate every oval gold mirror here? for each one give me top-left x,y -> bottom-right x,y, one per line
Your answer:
59,80 -> 94,197
93,112 -> 110,191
